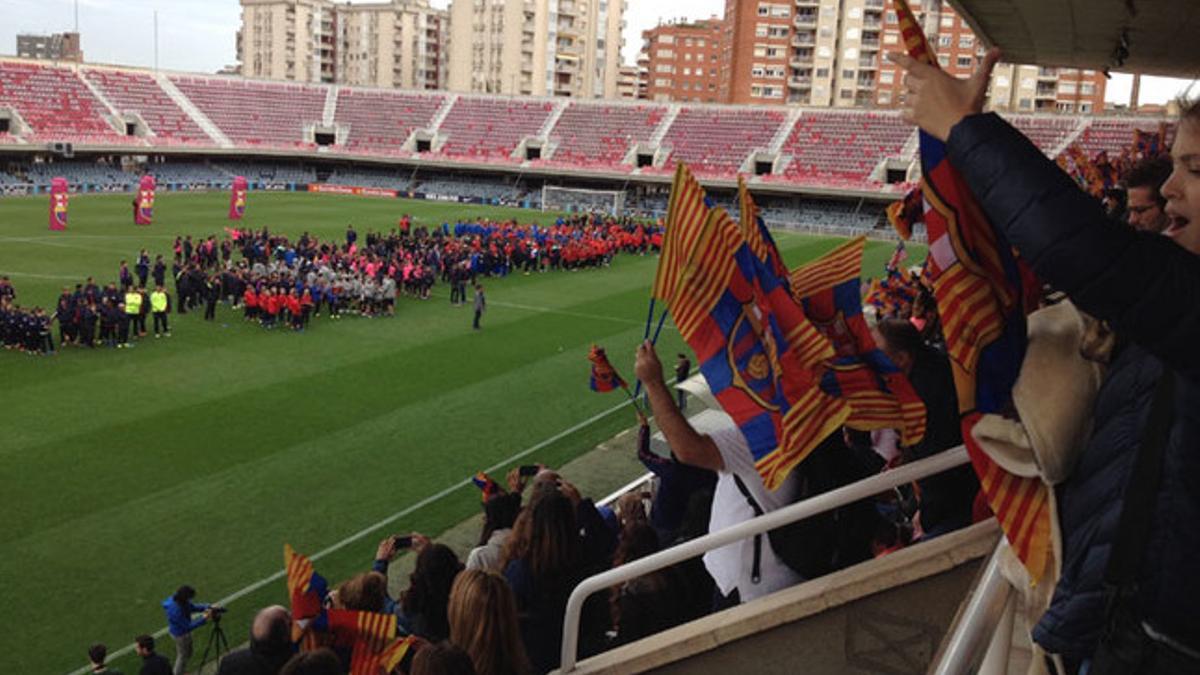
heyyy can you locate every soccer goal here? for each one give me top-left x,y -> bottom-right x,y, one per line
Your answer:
541,185 -> 627,216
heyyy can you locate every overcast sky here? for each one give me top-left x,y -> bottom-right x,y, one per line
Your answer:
1,0 -> 1194,106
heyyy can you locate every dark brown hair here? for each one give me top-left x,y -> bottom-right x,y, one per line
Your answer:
410,641 -> 478,675
501,490 -> 580,580
337,571 -> 388,612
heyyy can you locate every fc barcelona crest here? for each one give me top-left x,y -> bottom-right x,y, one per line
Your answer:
726,298 -> 783,412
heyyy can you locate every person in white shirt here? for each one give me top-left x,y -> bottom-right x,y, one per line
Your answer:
635,340 -> 802,606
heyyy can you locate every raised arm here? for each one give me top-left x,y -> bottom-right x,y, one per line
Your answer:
634,341 -> 724,472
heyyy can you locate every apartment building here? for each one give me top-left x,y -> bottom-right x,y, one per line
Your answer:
447,0 -> 626,99
639,18 -> 723,103
16,32 -> 83,63
717,0 -> 1105,112
238,0 -> 446,90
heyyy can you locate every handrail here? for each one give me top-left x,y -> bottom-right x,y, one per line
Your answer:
931,542 -> 1015,675
596,472 -> 654,509
558,445 -> 970,671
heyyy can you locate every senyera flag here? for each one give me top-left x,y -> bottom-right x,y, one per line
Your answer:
789,236 -> 926,447
657,165 -> 848,490
588,344 -> 627,393
229,175 -> 249,220
49,177 -> 69,231
326,609 -> 401,675
284,544 -> 329,649
893,0 -> 1051,583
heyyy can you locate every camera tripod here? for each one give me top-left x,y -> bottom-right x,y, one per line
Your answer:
197,615 -> 230,672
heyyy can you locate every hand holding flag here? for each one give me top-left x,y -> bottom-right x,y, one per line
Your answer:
471,471 -> 503,502
589,344 -> 643,413
886,47 -> 1002,142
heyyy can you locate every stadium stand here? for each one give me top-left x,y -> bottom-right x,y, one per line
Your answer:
170,75 -> 326,149
436,97 -> 556,160
211,161 -> 317,185
23,159 -> 135,188
333,88 -> 446,154
82,68 -> 210,145
546,103 -> 667,168
1074,117 -> 1178,155
0,61 -> 121,142
778,110 -> 912,186
657,107 -> 786,176
1005,115 -> 1080,155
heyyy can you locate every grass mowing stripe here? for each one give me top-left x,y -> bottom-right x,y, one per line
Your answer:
63,396 -> 634,675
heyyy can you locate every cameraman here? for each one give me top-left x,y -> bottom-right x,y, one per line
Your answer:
162,585 -> 217,675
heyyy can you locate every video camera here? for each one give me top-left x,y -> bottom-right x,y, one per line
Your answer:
208,605 -> 228,622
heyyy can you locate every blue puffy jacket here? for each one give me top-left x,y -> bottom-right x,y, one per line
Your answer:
945,113 -> 1200,659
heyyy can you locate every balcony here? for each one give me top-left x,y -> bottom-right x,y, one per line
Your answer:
794,13 -> 818,27
788,76 -> 813,88
858,57 -> 877,69
792,35 -> 816,48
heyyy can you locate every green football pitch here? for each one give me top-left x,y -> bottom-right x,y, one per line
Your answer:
0,191 -> 921,674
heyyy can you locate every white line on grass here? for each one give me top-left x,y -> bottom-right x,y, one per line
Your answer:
0,269 -> 81,280
66,397 -> 635,675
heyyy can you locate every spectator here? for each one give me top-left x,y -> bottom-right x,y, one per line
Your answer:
409,642 -> 478,675
890,50 -> 1199,671
448,569 -> 530,675
467,494 -> 521,572
634,340 -> 801,608
397,543 -> 464,642
501,488 -> 608,672
1123,157 -> 1174,234
87,643 -> 123,674
608,523 -> 689,647
133,634 -> 171,675
279,648 -> 343,675
633,410 -> 716,543
874,318 -> 978,539
216,605 -> 293,675
674,353 -> 691,410
332,571 -> 387,613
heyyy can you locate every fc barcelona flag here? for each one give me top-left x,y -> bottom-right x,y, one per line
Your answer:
886,187 -> 924,241
737,176 -> 789,285
472,471 -> 502,502
284,544 -> 329,646
326,609 -> 399,675
134,175 -> 156,225
895,0 -> 1051,582
229,175 -> 249,220
49,177 -> 69,231
658,168 -> 848,489
790,237 -> 926,447
588,344 -> 627,393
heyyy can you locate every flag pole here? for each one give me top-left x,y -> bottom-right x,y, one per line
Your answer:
641,298 -> 656,341
633,307 -> 670,399
649,307 -> 669,345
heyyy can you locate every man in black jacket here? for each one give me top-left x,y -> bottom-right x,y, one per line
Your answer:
215,606 -> 292,675
891,48 -> 1199,668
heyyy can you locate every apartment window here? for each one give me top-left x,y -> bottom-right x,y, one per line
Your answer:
1019,98 -> 1032,110
654,77 -> 670,86
769,27 -> 789,37
878,92 -> 892,104
819,27 -> 833,38
757,5 -> 769,16
684,53 -> 692,60
697,39 -> 705,47
685,38 -> 694,46
751,85 -> 763,97
885,10 -> 897,23
883,33 -> 898,45
879,70 -> 894,84
766,47 -> 782,57
1057,102 -> 1075,113
937,36 -> 952,48
756,24 -> 769,38
848,7 -> 861,18
815,67 -> 829,77
938,54 -> 949,67
956,56 -> 973,68
660,35 -> 674,44
1081,82 -> 1095,95
1021,77 -> 1035,89
655,63 -> 672,73
751,66 -> 765,77
817,46 -> 831,58
770,6 -> 790,17
656,49 -> 673,58
846,28 -> 860,40
754,46 -> 767,56
959,35 -> 974,48
840,89 -> 853,99
842,69 -> 854,79
940,15 -> 954,28
1080,103 -> 1092,113
1060,82 -> 1077,94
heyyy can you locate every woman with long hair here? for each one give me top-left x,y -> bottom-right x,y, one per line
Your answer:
448,569 -> 529,675
399,543 -> 464,642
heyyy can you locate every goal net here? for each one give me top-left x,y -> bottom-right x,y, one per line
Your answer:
541,185 -> 626,217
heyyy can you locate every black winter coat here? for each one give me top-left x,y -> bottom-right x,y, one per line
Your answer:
946,113 -> 1200,658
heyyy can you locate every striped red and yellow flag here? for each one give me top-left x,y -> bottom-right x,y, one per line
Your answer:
653,163 -> 716,304
894,0 -> 1051,583
327,609 -> 399,675
378,636 -> 419,675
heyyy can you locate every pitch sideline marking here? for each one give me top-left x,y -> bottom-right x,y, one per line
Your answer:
65,397 -> 635,675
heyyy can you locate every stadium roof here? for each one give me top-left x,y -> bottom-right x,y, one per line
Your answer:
949,0 -> 1200,78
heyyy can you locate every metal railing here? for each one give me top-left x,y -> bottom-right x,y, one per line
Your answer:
931,541 -> 1016,675
558,445 -> 971,671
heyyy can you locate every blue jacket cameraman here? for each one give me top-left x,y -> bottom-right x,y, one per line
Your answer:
163,585 -> 216,675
